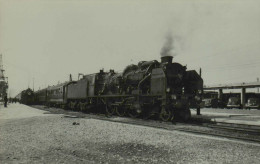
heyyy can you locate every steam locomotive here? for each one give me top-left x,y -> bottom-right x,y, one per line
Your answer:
32,56 -> 203,121
20,88 -> 35,105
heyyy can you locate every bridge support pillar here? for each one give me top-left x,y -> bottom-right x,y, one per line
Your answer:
218,89 -> 223,100
241,88 -> 246,109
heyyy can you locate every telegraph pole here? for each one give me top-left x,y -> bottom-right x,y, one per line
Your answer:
33,77 -> 34,91
257,78 -> 259,93
0,54 -> 8,104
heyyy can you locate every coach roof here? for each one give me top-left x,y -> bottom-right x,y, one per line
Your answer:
47,81 -> 76,91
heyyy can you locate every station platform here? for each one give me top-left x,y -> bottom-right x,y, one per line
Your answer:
191,108 -> 260,126
0,103 -> 49,121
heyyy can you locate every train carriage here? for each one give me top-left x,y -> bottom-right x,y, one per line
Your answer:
34,88 -> 47,105
46,81 -> 75,107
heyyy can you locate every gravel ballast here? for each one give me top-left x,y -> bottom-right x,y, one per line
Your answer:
0,104 -> 260,163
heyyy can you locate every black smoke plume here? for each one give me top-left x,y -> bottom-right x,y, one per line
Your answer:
160,33 -> 182,57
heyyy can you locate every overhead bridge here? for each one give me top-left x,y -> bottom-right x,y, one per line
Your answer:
204,82 -> 260,108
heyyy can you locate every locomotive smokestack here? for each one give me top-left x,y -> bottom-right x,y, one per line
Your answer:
161,56 -> 173,64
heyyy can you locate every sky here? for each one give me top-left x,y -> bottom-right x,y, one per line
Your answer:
0,0 -> 260,97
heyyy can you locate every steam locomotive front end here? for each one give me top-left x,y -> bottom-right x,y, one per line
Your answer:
150,56 -> 203,121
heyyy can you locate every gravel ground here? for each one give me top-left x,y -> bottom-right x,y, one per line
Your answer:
32,105 -> 260,141
0,104 -> 260,163
196,108 -> 260,116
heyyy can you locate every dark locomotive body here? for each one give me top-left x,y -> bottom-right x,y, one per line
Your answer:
65,56 -> 202,120
32,56 -> 203,121
20,88 -> 35,105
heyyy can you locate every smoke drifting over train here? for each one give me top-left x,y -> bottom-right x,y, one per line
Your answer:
160,33 -> 183,57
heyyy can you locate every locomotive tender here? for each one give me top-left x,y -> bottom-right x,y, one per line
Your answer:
34,56 -> 203,121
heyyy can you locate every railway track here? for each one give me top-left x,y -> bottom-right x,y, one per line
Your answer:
91,116 -> 260,144
33,105 -> 260,144
203,122 -> 260,136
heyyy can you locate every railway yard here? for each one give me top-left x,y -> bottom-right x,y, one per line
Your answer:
1,1 -> 260,163
0,104 -> 260,163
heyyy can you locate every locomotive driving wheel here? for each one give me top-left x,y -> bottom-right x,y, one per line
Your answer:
106,104 -> 115,116
115,106 -> 126,117
159,108 -> 172,122
124,99 -> 142,118
127,107 -> 142,118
